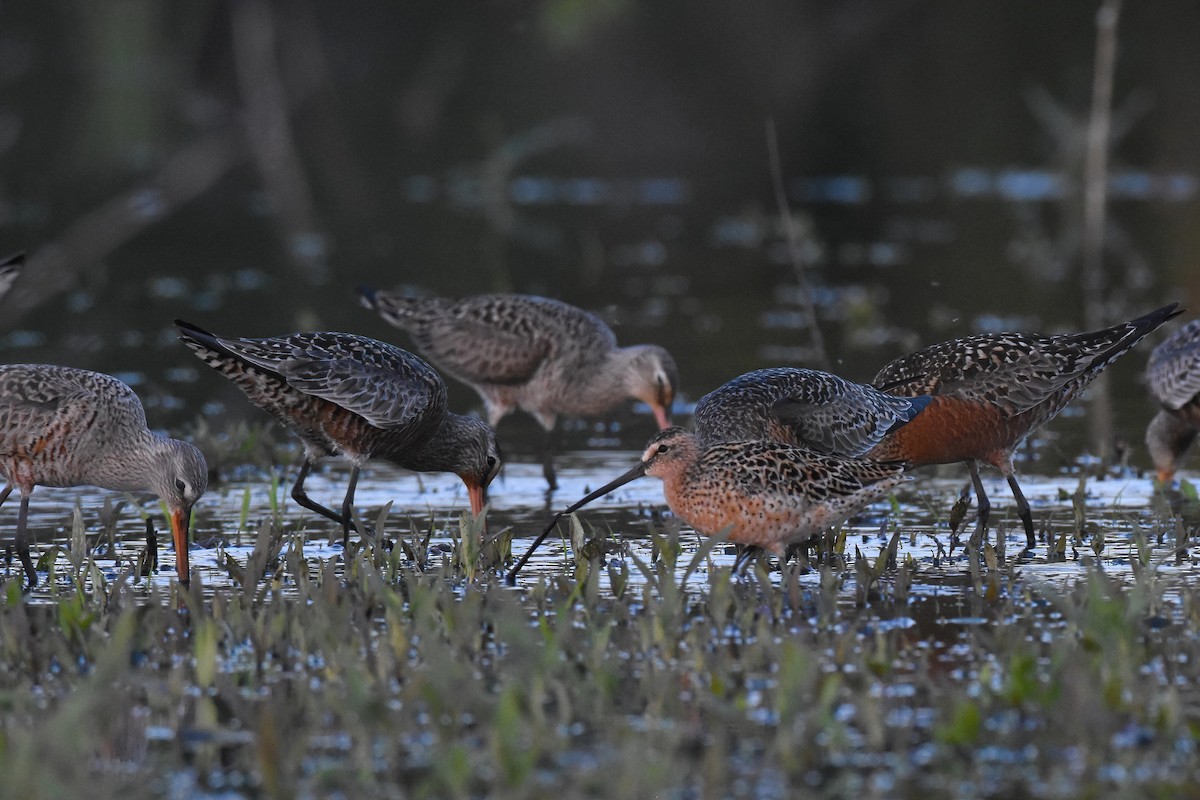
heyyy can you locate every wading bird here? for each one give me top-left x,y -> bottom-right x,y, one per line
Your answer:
1145,318 -> 1200,483
358,288 -> 677,489
0,364 -> 207,587
177,321 -> 500,541
869,303 -> 1182,549
507,426 -> 906,583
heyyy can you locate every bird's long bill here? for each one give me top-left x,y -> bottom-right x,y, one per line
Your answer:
468,480 -> 488,532
653,404 -> 672,430
505,461 -> 647,585
170,506 -> 191,586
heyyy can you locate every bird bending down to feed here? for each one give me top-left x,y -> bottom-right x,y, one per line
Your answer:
0,364 -> 207,587
507,426 -> 906,583
177,321 -> 501,542
358,287 -> 678,490
1145,318 -> 1200,483
869,303 -> 1183,550
692,366 -> 932,453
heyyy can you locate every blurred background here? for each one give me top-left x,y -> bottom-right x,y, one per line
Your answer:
0,0 -> 1195,465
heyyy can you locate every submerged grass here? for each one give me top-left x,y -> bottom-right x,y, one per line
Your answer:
0,499 -> 1199,799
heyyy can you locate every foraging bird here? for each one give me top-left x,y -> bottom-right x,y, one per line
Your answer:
1145,318 -> 1200,483
507,426 -> 906,582
358,287 -> 678,489
0,252 -> 23,305
869,303 -> 1183,549
0,364 -> 207,587
692,366 -> 932,453
177,321 -> 500,540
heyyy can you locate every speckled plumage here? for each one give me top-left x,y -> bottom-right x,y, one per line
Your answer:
358,288 -> 677,488
692,367 -> 932,455
643,429 -> 906,554
514,427 -> 905,574
869,303 -> 1182,547
177,320 -> 500,538
0,364 -> 207,586
1145,319 -> 1200,482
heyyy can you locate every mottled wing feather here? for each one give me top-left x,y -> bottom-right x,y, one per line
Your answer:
1147,319 -> 1200,410
872,334 -> 1090,414
210,332 -> 447,430
0,365 -> 146,453
702,440 -> 906,502
408,313 -> 553,386
874,304 -> 1180,414
369,292 -> 618,385
694,367 -> 929,456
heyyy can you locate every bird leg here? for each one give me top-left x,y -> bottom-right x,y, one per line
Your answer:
340,466 -> 361,546
14,493 -> 36,588
731,544 -> 764,574
291,460 -> 357,534
1006,474 -> 1036,550
542,425 -> 561,491
967,460 -> 991,551
0,484 -> 34,587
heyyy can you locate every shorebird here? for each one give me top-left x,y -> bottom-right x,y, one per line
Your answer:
1145,318 -> 1200,483
869,303 -> 1182,549
177,321 -> 501,540
692,366 -> 932,453
357,287 -> 677,489
0,364 -> 207,587
507,426 -> 906,582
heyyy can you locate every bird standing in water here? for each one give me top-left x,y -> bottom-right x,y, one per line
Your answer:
177,321 -> 500,542
508,426 -> 906,582
869,303 -> 1182,549
358,288 -> 677,490
1145,318 -> 1200,483
0,364 -> 207,587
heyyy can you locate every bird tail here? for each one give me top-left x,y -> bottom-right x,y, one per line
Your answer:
1074,302 -> 1184,373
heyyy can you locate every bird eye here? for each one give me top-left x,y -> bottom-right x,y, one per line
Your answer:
487,456 -> 497,469
175,479 -> 187,493
657,445 -> 670,455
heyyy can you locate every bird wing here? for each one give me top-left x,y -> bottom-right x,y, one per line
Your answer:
1147,319 -> 1200,410
874,305 -> 1181,415
694,367 -> 930,456
771,392 -> 931,457
214,332 -> 448,430
872,334 -> 1087,414
369,292 -> 616,385
0,365 -> 146,453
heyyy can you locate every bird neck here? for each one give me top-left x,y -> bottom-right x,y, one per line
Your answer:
91,432 -> 176,493
1146,409 -> 1196,480
576,347 -> 643,403
400,413 -> 481,475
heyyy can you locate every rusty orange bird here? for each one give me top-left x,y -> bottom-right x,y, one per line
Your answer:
868,303 -> 1181,549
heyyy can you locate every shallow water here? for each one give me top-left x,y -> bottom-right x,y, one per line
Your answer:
9,445 -> 1198,622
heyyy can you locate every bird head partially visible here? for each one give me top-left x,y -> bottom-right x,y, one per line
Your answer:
154,440 -> 209,585
625,345 -> 678,430
454,417 -> 502,519
638,426 -> 701,480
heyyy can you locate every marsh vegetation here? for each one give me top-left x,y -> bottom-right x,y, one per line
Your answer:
1,433 -> 1199,798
